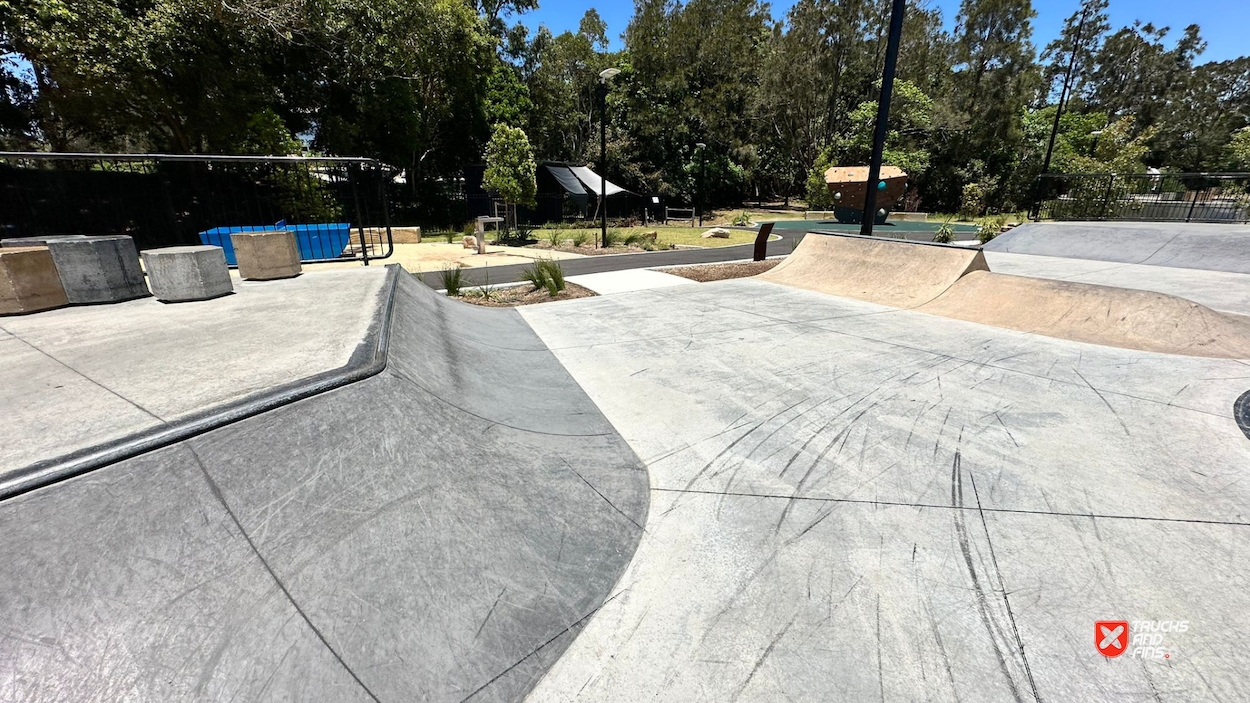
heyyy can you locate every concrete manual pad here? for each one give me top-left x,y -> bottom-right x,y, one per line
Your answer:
519,277 -> 1250,701
0,271 -> 648,703
0,268 -> 387,485
566,268 -> 693,295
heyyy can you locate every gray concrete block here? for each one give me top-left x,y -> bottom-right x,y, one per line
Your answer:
2,235 -> 148,304
140,245 -> 233,302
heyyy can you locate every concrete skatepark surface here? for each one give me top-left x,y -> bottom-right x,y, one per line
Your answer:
0,273 -> 648,701
0,269 -> 390,496
4,220 -> 1250,702
519,279 -> 1250,702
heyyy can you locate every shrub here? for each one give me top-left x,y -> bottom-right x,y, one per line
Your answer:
623,231 -> 648,247
546,228 -> 562,248
959,183 -> 986,219
603,228 -> 622,247
731,210 -> 753,226
932,222 -> 955,244
520,261 -> 549,290
571,231 -> 590,247
538,259 -> 566,294
440,264 -> 464,296
976,215 -> 1005,244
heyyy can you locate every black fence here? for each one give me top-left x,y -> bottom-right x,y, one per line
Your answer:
0,153 -> 394,264
1033,172 -> 1250,223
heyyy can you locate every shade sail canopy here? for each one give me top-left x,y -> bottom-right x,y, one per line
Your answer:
544,164 -> 591,196
569,165 -> 632,197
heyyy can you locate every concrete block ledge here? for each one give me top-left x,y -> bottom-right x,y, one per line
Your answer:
0,266 -> 401,501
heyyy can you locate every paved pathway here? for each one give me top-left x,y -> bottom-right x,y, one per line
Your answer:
416,226 -> 802,288
566,269 -> 694,295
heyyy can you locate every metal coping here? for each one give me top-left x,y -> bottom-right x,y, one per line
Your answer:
806,229 -> 985,252
0,265 -> 402,502
0,152 -> 384,166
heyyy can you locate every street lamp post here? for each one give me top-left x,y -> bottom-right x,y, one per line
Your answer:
696,143 -> 707,227
1033,1 -> 1092,219
1089,129 -> 1103,157
859,0 -> 905,237
597,68 -> 621,248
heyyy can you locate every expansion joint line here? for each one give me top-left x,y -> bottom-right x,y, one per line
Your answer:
187,446 -> 383,703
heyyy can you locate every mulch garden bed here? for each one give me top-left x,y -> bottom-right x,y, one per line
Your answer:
661,259 -> 782,282
451,282 -> 597,307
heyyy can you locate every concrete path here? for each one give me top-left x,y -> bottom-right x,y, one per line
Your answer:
0,269 -> 388,489
566,269 -> 694,295
520,278 -> 1250,702
416,229 -> 802,288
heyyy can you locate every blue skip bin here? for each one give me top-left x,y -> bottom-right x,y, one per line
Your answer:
199,222 -> 355,265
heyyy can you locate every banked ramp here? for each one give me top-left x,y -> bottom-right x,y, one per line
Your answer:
920,270 -> 1250,358
763,232 -> 1250,358
759,232 -> 988,308
0,271 -> 649,702
982,221 -> 1250,274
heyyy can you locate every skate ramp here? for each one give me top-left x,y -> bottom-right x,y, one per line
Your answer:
759,232 -> 988,308
983,221 -> 1250,274
0,271 -> 649,702
919,270 -> 1250,359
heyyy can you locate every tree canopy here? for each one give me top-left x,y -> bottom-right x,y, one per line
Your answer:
2,0 -> 1248,214
483,123 -> 537,207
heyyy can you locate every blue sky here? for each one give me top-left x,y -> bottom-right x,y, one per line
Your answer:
508,0 -> 1249,62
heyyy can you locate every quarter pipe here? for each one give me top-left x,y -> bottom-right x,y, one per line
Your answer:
0,272 -> 650,702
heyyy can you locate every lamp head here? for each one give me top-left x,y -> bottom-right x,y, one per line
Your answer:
599,68 -> 621,83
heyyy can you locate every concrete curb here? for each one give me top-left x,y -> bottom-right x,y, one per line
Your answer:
0,265 -> 401,501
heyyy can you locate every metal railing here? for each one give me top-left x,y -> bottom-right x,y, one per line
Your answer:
1033,172 -> 1250,223
0,153 -> 394,265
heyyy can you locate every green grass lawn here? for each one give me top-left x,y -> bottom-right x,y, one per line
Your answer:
537,226 -> 761,249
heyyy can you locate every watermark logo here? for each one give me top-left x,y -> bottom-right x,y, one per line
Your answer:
1096,620 -> 1188,658
1096,621 -> 1129,658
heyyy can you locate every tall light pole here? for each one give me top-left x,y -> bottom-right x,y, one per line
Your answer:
696,142 -> 707,227
860,0 -> 905,237
1033,1 -> 1091,219
597,67 -> 620,248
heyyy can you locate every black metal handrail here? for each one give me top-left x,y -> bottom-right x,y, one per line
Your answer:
0,153 -> 394,265
1032,172 -> 1250,224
